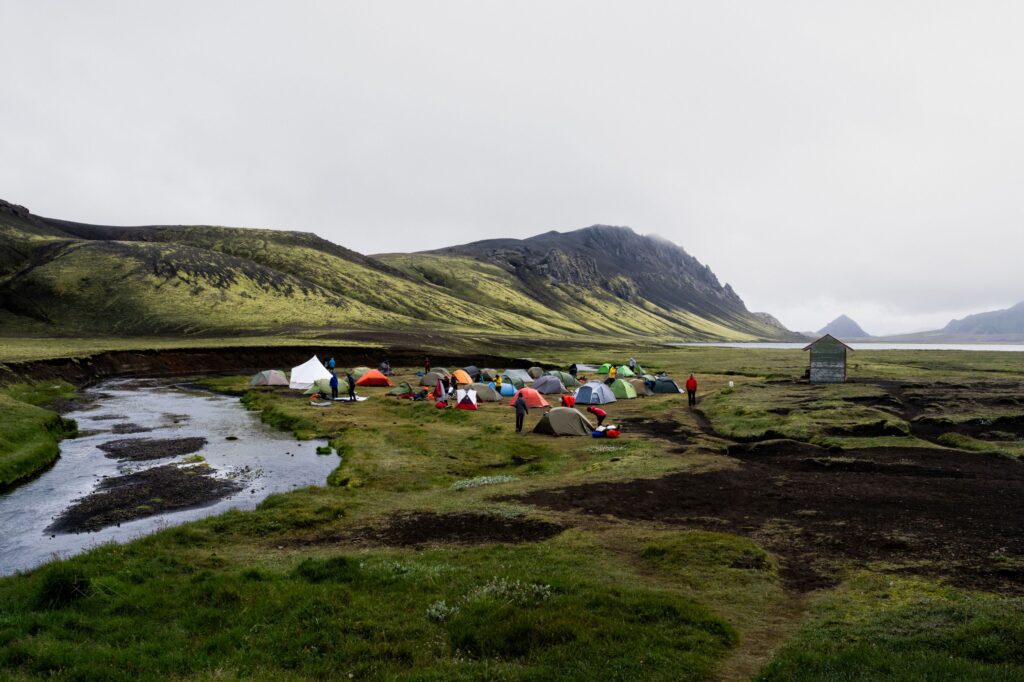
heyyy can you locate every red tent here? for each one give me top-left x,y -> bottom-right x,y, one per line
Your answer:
508,388 -> 549,409
355,369 -> 393,387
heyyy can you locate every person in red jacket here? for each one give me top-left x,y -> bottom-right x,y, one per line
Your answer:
587,405 -> 607,427
685,374 -> 698,407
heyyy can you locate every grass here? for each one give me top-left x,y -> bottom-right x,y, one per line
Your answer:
4,345 -> 1024,678
757,572 -> 1024,680
0,382 -> 77,489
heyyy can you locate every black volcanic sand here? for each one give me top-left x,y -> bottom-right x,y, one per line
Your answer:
513,439 -> 1024,593
98,437 -> 206,461
110,423 -> 153,434
297,512 -> 564,548
47,464 -> 241,534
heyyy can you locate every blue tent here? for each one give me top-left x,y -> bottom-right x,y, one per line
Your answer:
574,381 -> 617,405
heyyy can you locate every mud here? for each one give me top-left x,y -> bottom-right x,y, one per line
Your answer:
98,437 -> 206,461
514,440 -> 1024,593
303,512 -> 564,548
618,417 -> 694,444
110,422 -> 153,434
47,464 -> 242,534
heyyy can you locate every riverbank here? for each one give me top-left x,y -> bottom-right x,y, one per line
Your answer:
0,383 -> 78,490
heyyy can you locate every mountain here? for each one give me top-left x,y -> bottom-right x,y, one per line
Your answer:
816,315 -> 871,339
883,302 -> 1024,343
0,199 -> 797,342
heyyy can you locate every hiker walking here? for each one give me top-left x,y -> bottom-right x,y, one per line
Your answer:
685,374 -> 698,407
587,405 -> 607,427
329,372 -> 339,400
513,392 -> 529,433
628,357 -> 636,371
424,356 -> 431,374
346,371 -> 357,401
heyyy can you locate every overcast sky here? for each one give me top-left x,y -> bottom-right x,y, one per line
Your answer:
3,1 -> 1023,335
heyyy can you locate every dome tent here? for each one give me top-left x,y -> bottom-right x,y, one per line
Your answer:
574,381 -> 617,405
503,369 -> 533,385
352,366 -> 372,380
480,368 -> 499,381
615,365 -> 636,378
508,388 -> 549,409
356,369 -> 393,387
451,369 -> 474,386
653,376 -> 683,394
527,366 -> 545,379
547,370 -> 579,388
533,407 -> 595,436
420,371 -> 449,387
304,377 -> 348,396
468,383 -> 502,401
532,375 -> 567,394
627,378 -> 653,396
456,389 -> 478,411
500,373 -> 526,389
462,365 -> 481,381
387,382 -> 415,396
610,378 -> 638,399
250,369 -> 288,386
498,382 -> 517,396
597,363 -> 613,375
290,356 -> 333,390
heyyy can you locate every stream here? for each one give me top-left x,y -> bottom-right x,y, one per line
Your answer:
0,379 -> 338,575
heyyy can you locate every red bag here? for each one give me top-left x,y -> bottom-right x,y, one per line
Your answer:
606,429 -> 620,439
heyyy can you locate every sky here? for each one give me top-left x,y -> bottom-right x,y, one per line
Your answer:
2,1 -> 1023,336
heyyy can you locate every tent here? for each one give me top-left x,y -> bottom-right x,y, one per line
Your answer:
527,366 -> 545,379
627,378 -> 653,396
352,366 -> 372,380
250,370 -> 288,386
615,365 -> 636,378
468,383 -> 502,401
547,370 -> 579,388
653,376 -> 683,394
532,375 -> 567,394
420,371 -> 448,387
456,389 -> 478,411
429,367 -> 451,378
480,368 -> 499,381
303,377 -> 342,396
500,373 -> 525,389
533,407 -> 595,436
597,363 -> 613,375
388,382 -> 415,396
508,388 -> 549,409
356,369 -> 393,387
451,369 -> 473,386
503,369 -> 533,385
498,382 -> 517,397
574,381 -> 617,405
290,356 -> 333,390
462,365 -> 481,381
610,378 -> 638,399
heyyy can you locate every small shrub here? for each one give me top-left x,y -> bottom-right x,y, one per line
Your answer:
450,475 -> 517,491
34,565 -> 92,610
426,600 -> 460,622
315,445 -> 333,455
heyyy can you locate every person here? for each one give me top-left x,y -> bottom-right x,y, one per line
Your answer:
587,405 -> 607,427
379,359 -> 392,376
424,356 -> 431,374
560,393 -> 575,408
569,364 -> 578,378
441,375 -> 450,396
329,372 -> 339,400
685,374 -> 698,407
495,374 -> 503,392
327,357 -> 336,370
609,365 -> 617,380
628,357 -> 636,371
514,392 -> 529,433
346,371 -> 357,401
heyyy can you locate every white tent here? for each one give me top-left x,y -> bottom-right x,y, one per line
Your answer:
290,356 -> 333,390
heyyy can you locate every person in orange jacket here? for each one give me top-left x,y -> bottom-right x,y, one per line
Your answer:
685,374 -> 698,407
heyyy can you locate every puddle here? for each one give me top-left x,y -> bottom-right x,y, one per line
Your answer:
0,379 -> 338,574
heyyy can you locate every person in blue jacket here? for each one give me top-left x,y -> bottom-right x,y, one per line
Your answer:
329,372 -> 339,400
327,357 -> 336,370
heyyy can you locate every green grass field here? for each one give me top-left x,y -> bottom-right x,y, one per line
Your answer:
2,342 -> 1024,679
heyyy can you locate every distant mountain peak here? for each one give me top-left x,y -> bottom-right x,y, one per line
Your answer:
817,314 -> 871,339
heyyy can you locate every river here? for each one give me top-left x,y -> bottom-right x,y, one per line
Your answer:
0,379 -> 338,575
671,342 -> 1024,352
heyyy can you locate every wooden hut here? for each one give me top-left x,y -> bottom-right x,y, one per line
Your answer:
802,334 -> 852,384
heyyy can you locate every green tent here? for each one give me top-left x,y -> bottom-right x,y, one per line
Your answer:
615,365 -> 636,378
547,370 -> 579,388
533,407 -> 595,436
597,363 -> 613,375
304,377 -> 349,396
500,373 -> 526,389
387,382 -> 414,396
610,378 -> 638,399
352,366 -> 371,380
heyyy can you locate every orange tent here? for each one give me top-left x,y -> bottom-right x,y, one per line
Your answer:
451,369 -> 473,386
508,388 -> 549,409
355,369 -> 393,387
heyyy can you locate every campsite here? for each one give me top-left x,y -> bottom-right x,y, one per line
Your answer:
3,340 -> 1024,679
